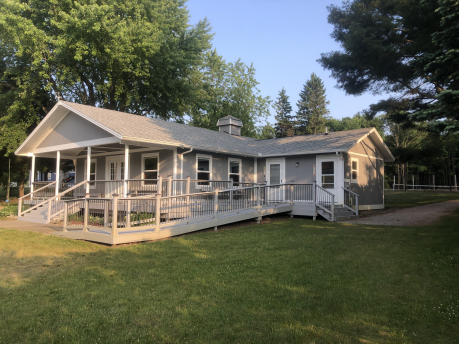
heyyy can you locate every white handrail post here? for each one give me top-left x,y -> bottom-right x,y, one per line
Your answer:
158,175 -> 163,196
290,182 -> 294,202
412,175 -> 415,190
167,176 -> 172,197
86,147 -> 91,194
63,201 -> 68,232
214,188 -> 219,231
18,198 -> 22,217
331,194 -> 335,222
256,186 -> 262,224
230,189 -> 234,211
155,193 -> 161,232
186,176 -> 190,204
83,193 -> 90,232
126,193 -> 131,229
104,199 -> 109,228
55,151 -> 60,196
47,200 -> 52,224
112,194 -> 119,237
257,185 -> 261,208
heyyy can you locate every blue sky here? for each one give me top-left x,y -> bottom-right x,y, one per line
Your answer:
186,0 -> 387,124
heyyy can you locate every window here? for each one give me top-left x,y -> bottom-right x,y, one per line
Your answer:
321,161 -> 334,189
142,153 -> 159,185
197,154 -> 212,184
351,158 -> 359,183
228,158 -> 242,184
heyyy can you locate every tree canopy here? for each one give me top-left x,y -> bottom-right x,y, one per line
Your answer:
273,88 -> 295,138
319,0 -> 459,134
296,73 -> 330,135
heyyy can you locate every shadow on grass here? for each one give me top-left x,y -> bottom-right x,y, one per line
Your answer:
0,212 -> 458,343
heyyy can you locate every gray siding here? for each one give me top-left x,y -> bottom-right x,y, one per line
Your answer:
345,152 -> 384,206
285,155 -> 316,184
257,158 -> 265,183
38,112 -> 113,148
349,136 -> 383,159
182,150 -> 254,182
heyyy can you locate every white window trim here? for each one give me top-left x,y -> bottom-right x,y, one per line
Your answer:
196,153 -> 212,180
228,157 -> 242,182
141,153 -> 160,180
351,157 -> 359,184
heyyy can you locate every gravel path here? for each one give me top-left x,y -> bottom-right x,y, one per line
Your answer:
344,200 -> 459,226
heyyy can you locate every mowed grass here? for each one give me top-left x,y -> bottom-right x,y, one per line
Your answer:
0,212 -> 458,343
385,190 -> 458,210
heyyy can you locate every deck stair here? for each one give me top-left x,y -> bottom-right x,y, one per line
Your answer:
317,205 -> 358,222
18,203 -> 50,224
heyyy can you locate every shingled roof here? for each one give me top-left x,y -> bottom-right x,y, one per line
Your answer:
16,101 -> 394,161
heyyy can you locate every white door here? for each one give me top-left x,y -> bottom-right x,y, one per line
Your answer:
266,158 -> 285,202
106,156 -> 125,197
316,155 -> 344,204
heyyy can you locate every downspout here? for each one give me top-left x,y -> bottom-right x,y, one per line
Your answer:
180,148 -> 194,179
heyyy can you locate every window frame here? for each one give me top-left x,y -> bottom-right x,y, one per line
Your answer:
351,158 -> 359,184
196,154 -> 212,182
141,153 -> 160,183
228,158 -> 242,184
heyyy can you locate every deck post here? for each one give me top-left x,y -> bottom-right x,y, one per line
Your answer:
393,175 -> 395,191
167,176 -> 172,197
290,182 -> 294,202
412,175 -> 415,190
112,194 -> 119,236
83,193 -> 90,232
63,201 -> 68,232
104,199 -> 109,228
186,176 -> 190,204
230,189 -> 234,211
126,193 -> 131,229
356,195 -> 359,216
256,186 -> 261,224
155,193 -> 161,232
214,188 -> 219,231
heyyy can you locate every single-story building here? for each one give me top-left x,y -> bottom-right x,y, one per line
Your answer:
15,101 -> 394,242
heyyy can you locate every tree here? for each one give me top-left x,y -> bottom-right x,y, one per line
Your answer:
318,0 -> 458,134
273,88 -> 295,138
189,51 -> 271,137
256,123 -> 276,140
326,112 -> 386,137
0,0 -> 212,118
296,73 -> 330,135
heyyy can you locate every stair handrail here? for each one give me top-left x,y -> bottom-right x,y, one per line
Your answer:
18,181 -> 87,218
48,180 -> 89,220
18,181 -> 57,201
341,186 -> 359,216
314,183 -> 335,219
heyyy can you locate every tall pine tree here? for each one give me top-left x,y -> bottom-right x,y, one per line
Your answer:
296,73 -> 330,134
273,88 -> 295,137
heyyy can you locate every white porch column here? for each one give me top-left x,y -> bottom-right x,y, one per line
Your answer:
55,151 -> 60,196
86,147 -> 91,193
124,144 -> 129,197
30,154 -> 35,194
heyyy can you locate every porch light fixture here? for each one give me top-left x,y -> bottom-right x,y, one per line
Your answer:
296,162 -> 299,167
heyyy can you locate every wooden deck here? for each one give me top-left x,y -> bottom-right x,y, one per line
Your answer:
53,202 -> 294,245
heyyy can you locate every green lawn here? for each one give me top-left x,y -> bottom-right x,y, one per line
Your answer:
0,211 -> 458,343
385,190 -> 458,210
